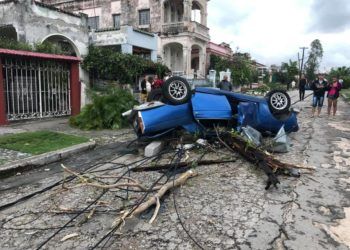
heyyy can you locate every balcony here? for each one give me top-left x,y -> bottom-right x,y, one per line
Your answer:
162,21 -> 209,39
189,21 -> 209,39
162,22 -> 187,35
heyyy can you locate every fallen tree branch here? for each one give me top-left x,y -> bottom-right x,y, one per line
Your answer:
148,196 -> 160,224
61,164 -> 153,191
132,170 -> 197,216
217,131 -> 306,189
112,170 -> 197,227
132,159 -> 236,172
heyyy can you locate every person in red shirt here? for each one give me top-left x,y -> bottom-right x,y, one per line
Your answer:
152,75 -> 164,89
327,76 -> 342,117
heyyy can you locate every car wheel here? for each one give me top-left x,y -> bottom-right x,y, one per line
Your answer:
147,89 -> 164,102
162,76 -> 192,105
266,90 -> 291,114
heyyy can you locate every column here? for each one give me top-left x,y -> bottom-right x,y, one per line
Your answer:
183,46 -> 192,76
183,0 -> 192,22
202,11 -> 208,26
121,44 -> 133,54
70,62 -> 81,116
0,58 -> 8,125
198,50 -> 206,78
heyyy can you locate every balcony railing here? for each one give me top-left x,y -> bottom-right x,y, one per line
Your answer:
162,22 -> 187,34
190,21 -> 209,38
162,21 -> 209,38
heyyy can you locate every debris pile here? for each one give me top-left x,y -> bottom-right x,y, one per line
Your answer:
1,130 -> 312,249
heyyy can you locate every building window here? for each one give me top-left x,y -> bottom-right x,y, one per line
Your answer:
88,16 -> 99,30
139,9 -> 150,26
113,14 -> 121,29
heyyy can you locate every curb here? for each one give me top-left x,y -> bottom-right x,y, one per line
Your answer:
0,141 -> 96,176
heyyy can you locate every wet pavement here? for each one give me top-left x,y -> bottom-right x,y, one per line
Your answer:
0,91 -> 349,250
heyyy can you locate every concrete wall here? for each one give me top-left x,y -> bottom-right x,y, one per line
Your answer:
92,26 -> 158,61
0,0 -> 90,107
0,0 -> 89,57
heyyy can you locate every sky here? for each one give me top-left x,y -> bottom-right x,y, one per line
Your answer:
207,0 -> 350,71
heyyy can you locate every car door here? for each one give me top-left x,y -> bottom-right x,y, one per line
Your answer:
191,92 -> 232,120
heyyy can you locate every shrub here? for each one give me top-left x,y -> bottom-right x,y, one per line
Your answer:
82,46 -> 169,85
266,82 -> 287,91
0,37 -> 72,55
341,76 -> 350,89
0,37 -> 32,51
34,41 -> 65,55
69,87 -> 137,130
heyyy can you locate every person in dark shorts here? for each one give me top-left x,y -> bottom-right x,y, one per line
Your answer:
299,74 -> 307,101
327,76 -> 342,117
311,74 -> 328,117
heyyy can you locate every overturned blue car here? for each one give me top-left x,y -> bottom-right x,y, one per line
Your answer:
125,77 -> 299,139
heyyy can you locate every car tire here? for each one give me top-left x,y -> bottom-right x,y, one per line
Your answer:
162,76 -> 192,105
147,89 -> 164,102
266,90 -> 291,114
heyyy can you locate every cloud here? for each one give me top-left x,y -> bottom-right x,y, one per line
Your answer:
207,0 -> 350,70
308,0 -> 350,33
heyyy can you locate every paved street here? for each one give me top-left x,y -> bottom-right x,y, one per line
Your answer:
0,91 -> 349,250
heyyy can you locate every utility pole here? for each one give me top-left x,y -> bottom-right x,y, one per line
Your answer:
298,47 -> 308,86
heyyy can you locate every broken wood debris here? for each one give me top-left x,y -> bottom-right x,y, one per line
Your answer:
218,131 -> 303,189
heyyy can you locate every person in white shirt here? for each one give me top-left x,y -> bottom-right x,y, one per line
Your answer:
146,76 -> 153,94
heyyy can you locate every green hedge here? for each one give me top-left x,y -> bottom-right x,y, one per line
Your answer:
82,46 -> 169,84
69,87 -> 137,130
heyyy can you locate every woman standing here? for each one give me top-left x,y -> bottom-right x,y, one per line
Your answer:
327,77 -> 342,117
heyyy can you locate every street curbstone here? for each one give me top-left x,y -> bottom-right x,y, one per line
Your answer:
0,141 -> 96,176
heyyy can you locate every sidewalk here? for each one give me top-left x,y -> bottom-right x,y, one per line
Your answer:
0,117 -> 135,144
0,117 -> 135,167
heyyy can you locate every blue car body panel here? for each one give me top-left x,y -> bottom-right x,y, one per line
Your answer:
191,92 -> 232,120
237,102 -> 298,134
196,87 -> 264,103
141,102 -> 197,134
138,87 -> 299,137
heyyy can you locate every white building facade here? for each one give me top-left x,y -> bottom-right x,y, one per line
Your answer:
40,0 -> 210,79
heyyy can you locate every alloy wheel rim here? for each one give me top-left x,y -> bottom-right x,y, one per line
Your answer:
168,80 -> 188,100
270,92 -> 288,110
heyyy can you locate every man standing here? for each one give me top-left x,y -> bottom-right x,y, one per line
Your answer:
140,76 -> 148,103
311,74 -> 328,117
299,74 -> 307,101
217,75 -> 233,91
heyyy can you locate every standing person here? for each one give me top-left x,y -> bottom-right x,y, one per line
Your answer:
217,75 -> 233,91
299,74 -> 307,101
153,75 -> 164,89
311,74 -> 328,118
327,76 -> 342,117
140,76 -> 148,103
146,76 -> 153,95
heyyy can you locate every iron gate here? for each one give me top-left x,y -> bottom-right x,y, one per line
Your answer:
2,57 -> 71,121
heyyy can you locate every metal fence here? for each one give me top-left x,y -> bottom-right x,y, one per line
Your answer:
2,57 -> 71,121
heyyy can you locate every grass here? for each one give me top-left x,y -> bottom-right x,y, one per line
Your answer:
0,131 -> 89,155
